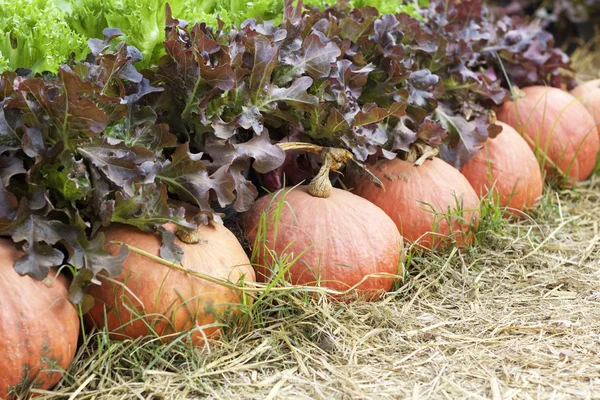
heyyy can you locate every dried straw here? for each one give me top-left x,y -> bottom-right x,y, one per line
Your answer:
29,176 -> 600,400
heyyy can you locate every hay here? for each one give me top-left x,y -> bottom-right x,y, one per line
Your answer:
29,176 -> 600,400
570,30 -> 600,82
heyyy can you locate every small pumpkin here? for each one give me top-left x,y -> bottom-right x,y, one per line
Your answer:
0,239 -> 80,400
496,86 -> 600,185
348,156 -> 480,249
460,121 -> 543,213
570,79 -> 600,138
243,146 -> 404,301
85,204 -> 255,345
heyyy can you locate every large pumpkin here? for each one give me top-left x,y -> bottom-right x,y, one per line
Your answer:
85,209 -> 255,345
243,186 -> 404,300
571,79 -> 600,137
460,121 -> 543,213
0,239 -> 80,400
348,157 -> 480,249
496,86 -> 600,184
243,145 -> 404,300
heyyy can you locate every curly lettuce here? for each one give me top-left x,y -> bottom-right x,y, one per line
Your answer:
1,0 -> 425,73
58,0 -> 286,69
0,0 -> 87,73
304,0 -> 429,18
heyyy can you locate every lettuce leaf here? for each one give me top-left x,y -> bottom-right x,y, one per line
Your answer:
57,0 -> 287,69
0,0 -> 88,73
2,0 -> 427,73
0,32 -> 197,298
1,0 -> 288,72
304,0 -> 429,19
54,0 -> 108,42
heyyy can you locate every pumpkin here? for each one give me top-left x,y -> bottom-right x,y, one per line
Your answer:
348,157 -> 480,249
496,86 -> 600,184
460,121 -> 543,213
571,79 -> 600,137
243,147 -> 404,301
0,239 -> 79,400
85,205 -> 255,345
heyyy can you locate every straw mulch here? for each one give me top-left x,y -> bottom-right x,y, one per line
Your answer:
32,177 -> 600,400
570,31 -> 600,83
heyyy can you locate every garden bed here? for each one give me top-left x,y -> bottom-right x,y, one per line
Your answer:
34,178 -> 600,399
2,2 -> 600,399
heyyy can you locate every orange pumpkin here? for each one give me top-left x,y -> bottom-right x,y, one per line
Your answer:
460,121 -> 543,213
349,157 -> 480,249
243,186 -> 404,301
0,239 -> 79,400
496,86 -> 600,185
85,208 -> 255,345
571,79 -> 600,138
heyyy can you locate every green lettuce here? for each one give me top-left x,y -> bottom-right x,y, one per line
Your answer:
304,0 -> 428,18
1,0 -> 426,73
54,0 -> 108,41
0,0 -> 288,73
57,0 -> 287,69
0,0 -> 87,73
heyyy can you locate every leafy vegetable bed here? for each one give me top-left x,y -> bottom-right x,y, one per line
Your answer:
0,0 -> 598,398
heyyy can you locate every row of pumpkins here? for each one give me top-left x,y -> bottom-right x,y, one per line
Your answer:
2,83 -> 600,398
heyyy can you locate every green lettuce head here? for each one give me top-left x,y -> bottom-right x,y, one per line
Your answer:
0,0 -> 87,73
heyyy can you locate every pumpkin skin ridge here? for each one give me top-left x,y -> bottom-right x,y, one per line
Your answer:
496,86 -> 600,184
243,186 -> 404,301
460,121 -> 544,213
322,190 -> 402,289
463,156 -> 533,205
418,159 -> 479,246
350,158 -> 479,250
282,189 -> 400,290
250,189 -> 320,283
85,219 -> 255,345
0,239 -> 80,400
474,156 -> 536,200
388,160 -> 453,242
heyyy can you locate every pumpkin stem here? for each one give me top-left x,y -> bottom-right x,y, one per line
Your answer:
488,109 -> 497,124
276,142 -> 385,194
277,142 -> 326,154
307,151 -> 335,198
175,228 -> 202,244
306,148 -> 350,198
406,142 -> 439,166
